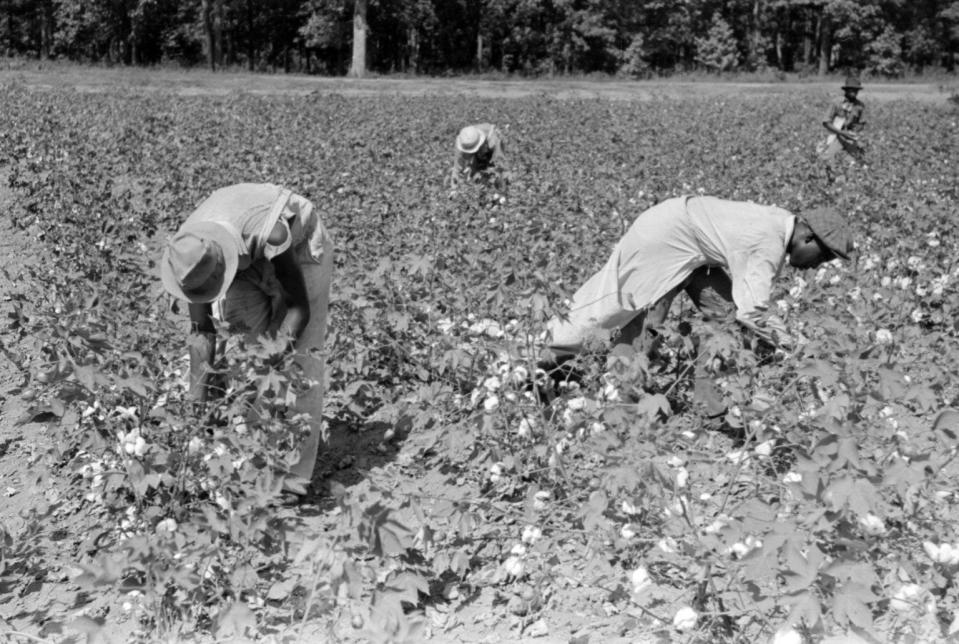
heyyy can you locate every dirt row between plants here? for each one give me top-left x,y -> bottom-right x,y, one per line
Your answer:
0,65 -> 955,103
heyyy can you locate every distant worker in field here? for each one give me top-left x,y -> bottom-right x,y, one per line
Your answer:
817,75 -> 866,182
450,123 -> 508,188
160,183 -> 333,489
539,196 -> 853,414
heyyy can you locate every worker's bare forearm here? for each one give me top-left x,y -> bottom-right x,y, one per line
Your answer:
187,330 -> 217,401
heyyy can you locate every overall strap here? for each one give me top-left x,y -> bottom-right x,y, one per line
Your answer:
256,187 -> 294,244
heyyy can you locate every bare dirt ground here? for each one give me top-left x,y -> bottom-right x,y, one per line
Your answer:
0,62 -> 955,103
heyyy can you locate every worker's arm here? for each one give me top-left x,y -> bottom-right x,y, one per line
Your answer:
731,252 -> 794,349
187,302 -> 217,401
270,246 -> 311,348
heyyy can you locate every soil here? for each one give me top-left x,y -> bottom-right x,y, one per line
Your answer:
0,62 -> 955,103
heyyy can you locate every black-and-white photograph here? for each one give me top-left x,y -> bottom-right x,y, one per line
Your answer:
0,1 -> 957,642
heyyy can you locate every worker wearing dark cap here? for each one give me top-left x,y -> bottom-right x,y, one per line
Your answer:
539,196 -> 853,412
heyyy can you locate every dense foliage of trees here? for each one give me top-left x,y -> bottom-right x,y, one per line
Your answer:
2,0 -> 957,76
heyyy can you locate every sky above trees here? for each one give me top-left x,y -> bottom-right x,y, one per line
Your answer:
3,1 -> 958,76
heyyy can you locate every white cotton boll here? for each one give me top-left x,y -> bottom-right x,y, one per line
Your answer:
665,497 -> 687,518
516,418 -> 535,438
621,500 -> 639,515
657,537 -> 678,554
880,276 -> 892,287
187,437 -> 203,454
589,421 -> 606,435
729,541 -> 751,558
620,524 -> 637,539
875,329 -> 893,344
814,268 -> 827,283
602,383 -> 621,401
897,276 -> 912,290
788,277 -> 806,298
521,526 -> 542,545
483,376 -> 501,392
510,543 -> 527,556
776,299 -> 789,315
771,625 -> 803,644
890,583 -> 935,614
829,275 -> 841,285
673,606 -> 698,631
533,491 -> 551,511
567,396 -> 586,411
436,318 -> 455,334
155,518 -> 178,535
511,366 -> 529,386
666,455 -> 684,468
502,556 -> 525,578
630,566 -> 652,594
754,440 -> 774,458
910,308 -> 924,324
726,537 -> 756,559
907,256 -> 923,271
675,467 -> 689,488
782,471 -> 802,484
483,394 -> 500,412
857,513 -> 886,537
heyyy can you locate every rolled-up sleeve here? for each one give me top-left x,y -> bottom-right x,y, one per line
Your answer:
285,194 -> 331,265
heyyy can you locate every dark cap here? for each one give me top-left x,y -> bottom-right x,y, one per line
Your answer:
842,75 -> 862,91
802,207 -> 853,260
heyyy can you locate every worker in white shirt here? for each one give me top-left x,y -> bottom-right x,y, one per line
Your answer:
540,196 -> 852,413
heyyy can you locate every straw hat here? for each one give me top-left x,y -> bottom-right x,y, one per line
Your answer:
802,207 -> 852,260
160,221 -> 241,303
456,125 -> 487,154
842,76 -> 862,91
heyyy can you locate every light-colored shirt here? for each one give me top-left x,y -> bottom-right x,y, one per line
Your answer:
184,183 -> 329,269
182,183 -> 331,335
452,123 -> 507,184
616,196 -> 795,327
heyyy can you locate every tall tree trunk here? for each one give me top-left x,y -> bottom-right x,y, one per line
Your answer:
202,0 -> 216,71
213,0 -> 224,68
774,30 -> 782,69
476,32 -> 483,71
802,8 -> 813,65
408,27 -> 419,74
246,0 -> 254,71
817,8 -> 830,76
749,0 -> 762,68
5,0 -> 12,56
348,0 -> 368,78
40,0 -> 53,59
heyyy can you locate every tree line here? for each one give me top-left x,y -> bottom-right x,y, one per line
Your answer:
3,0 -> 957,77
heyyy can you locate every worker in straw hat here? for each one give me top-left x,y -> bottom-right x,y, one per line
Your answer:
161,183 -> 333,489
450,123 -> 508,188
818,75 -> 866,181
538,196 -> 853,414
